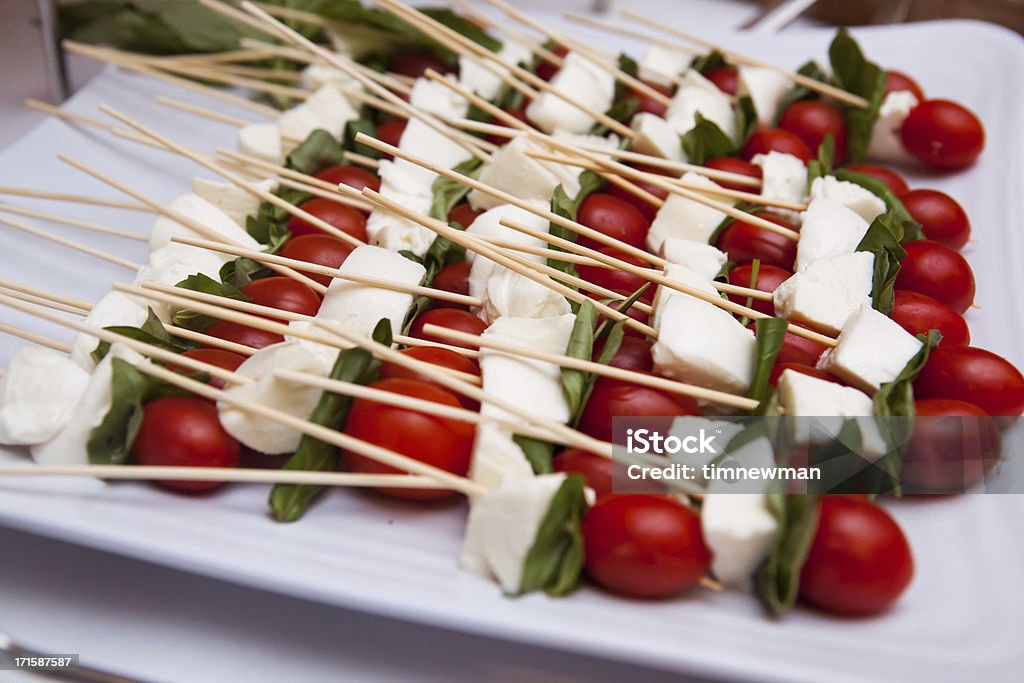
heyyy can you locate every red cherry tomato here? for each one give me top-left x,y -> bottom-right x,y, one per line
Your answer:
576,248 -> 656,302
704,157 -> 764,192
388,49 -> 454,79
778,100 -> 848,162
884,70 -> 925,101
313,165 -> 380,194
895,240 -> 975,314
591,336 -> 653,372
408,308 -> 487,349
379,346 -> 480,410
376,119 -> 408,154
343,378 -> 474,500
915,346 -> 1024,417
582,495 -> 711,599
447,202 -> 482,228
536,45 -> 570,81
241,277 -> 322,320
576,193 -> 651,251
553,448 -> 613,499
578,376 -> 700,442
169,348 -> 247,390
742,129 -> 813,164
891,290 -> 970,347
799,497 -> 914,616
485,107 -> 529,146
626,81 -> 674,118
844,164 -> 910,196
726,263 -> 791,316
903,399 -> 1000,491
288,197 -> 369,242
204,320 -> 283,351
132,397 -> 240,493
431,261 -> 471,300
279,234 -> 354,288
900,189 -> 970,250
759,323 -> 829,366
901,99 -> 985,170
704,66 -> 738,95
605,175 -> 668,221
769,362 -> 839,387
716,212 -> 798,271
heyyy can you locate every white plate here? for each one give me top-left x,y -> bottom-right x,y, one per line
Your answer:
1,18 -> 1023,683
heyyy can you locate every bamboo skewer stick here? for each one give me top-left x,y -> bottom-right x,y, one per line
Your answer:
0,322 -> 72,353
447,0 -> 566,71
0,183 -> 152,212
0,280 -> 92,313
155,96 -> 252,128
0,203 -> 147,242
0,289 -> 89,316
0,213 -> 139,270
151,60 -> 310,101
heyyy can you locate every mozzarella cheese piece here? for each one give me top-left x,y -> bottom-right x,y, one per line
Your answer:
702,492 -> 779,587
777,369 -> 875,450
464,202 -> 550,267
773,252 -> 874,335
468,136 -> 560,211
149,193 -> 262,252
471,266 -> 571,324
277,106 -> 324,155
191,178 -> 277,228
459,40 -> 534,101
238,123 -> 282,164
364,179 -> 436,257
548,130 -> 621,198
460,473 -> 568,593
30,345 -> 139,466
317,244 -> 425,339
468,423 -> 535,490
479,314 -> 574,428
737,66 -> 793,127
661,239 -> 727,279
795,198 -> 870,272
817,304 -> 923,392
630,112 -> 684,162
299,64 -> 359,103
525,52 -> 615,134
651,265 -> 756,394
395,116 -> 475,188
409,77 -> 470,119
0,346 -> 91,446
753,151 -> 807,222
666,69 -> 736,139
70,291 -> 150,370
133,243 -> 231,322
646,172 -> 730,253
283,320 -> 342,371
808,176 -> 886,224
867,90 -> 918,164
217,341 -> 334,455
639,44 -> 697,84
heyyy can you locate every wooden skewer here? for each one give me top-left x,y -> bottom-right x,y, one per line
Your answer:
0,288 -> 89,316
0,321 -> 72,353
148,48 -> 278,66
151,60 -> 310,101
0,203 -> 147,242
447,0 -> 566,71
155,95 -> 252,128
209,63 -> 307,82
0,183 -> 152,212
0,279 -> 92,313
617,9 -> 870,109
0,213 -> 139,270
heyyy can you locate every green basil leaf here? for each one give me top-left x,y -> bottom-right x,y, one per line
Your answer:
561,300 -> 598,421
513,435 -> 555,475
747,317 -> 789,414
421,7 -> 501,52
285,128 -> 346,175
828,28 -> 886,162
546,172 -> 607,295
834,168 -> 923,241
856,211 -> 908,316
772,61 -> 828,126
806,134 -> 835,189
219,257 -> 270,290
756,493 -> 820,616
172,273 -> 251,331
519,474 -> 589,596
613,52 -> 640,100
681,113 -> 736,166
734,95 -> 758,148
428,157 -> 484,224
874,329 -> 941,419
691,49 -> 726,75
343,118 -> 381,158
588,96 -> 639,138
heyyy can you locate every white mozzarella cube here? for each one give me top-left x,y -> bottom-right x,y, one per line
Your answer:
283,320 -> 341,371
150,193 -> 262,252
795,198 -> 870,272
646,172 -> 730,253
468,136 -> 559,211
0,346 -> 91,446
302,84 -> 360,138
238,123 -> 282,163
459,40 -> 534,101
317,244 -> 426,339
773,252 -> 874,335
409,77 -> 470,119
809,176 -> 886,224
394,117 -> 475,189
651,265 -> 756,394
133,243 -> 231,322
630,113 -> 684,162
752,151 -> 807,222
777,369 -> 875,449
191,178 -> 277,228
867,91 -> 918,164
661,239 -> 728,280
364,179 -> 435,257
218,341 -> 334,455
464,202 -> 551,266
639,44 -> 697,84
702,492 -> 779,587
525,52 -> 615,134
666,69 -> 736,139
277,105 -> 323,153
548,131 -> 621,198
70,291 -> 150,370
460,473 -> 568,593
299,64 -> 359,101
817,304 -> 923,392
737,66 -> 793,127
471,265 -> 571,324
468,424 -> 535,490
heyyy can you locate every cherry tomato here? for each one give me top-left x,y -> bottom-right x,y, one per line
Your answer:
704,66 -> 738,95
769,362 -> 839,387
915,346 -> 1024,417
884,70 -> 925,101
758,323 -> 828,366
313,165 -> 380,194
447,202 -> 482,228
576,248 -> 656,302
379,346 -> 480,410
553,448 -> 613,499
703,157 -> 763,192
901,99 -> 985,170
799,497 -> 914,615
279,234 -> 354,288
903,399 -> 1000,492
288,197 -> 369,242
716,212 -> 798,271
485,107 -> 529,146
778,100 -> 848,162
891,290 -> 970,347
169,348 -> 247,390
578,376 -> 700,442
582,495 -> 711,599
431,261 -> 472,300
742,129 -> 813,164
132,397 -> 240,493
605,174 -> 668,221
408,308 -> 487,349
343,378 -> 474,500
726,263 -> 791,316
536,45 -> 570,82
204,320 -> 283,351
241,277 -> 322,320
895,240 -> 975,314
376,119 -> 408,155
576,193 -> 651,251
844,164 -> 910,196
626,81 -> 674,118
900,189 -> 970,250
388,49 -> 454,79
591,336 -> 653,372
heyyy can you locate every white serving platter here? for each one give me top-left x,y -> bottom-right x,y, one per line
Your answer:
0,17 -> 1023,683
